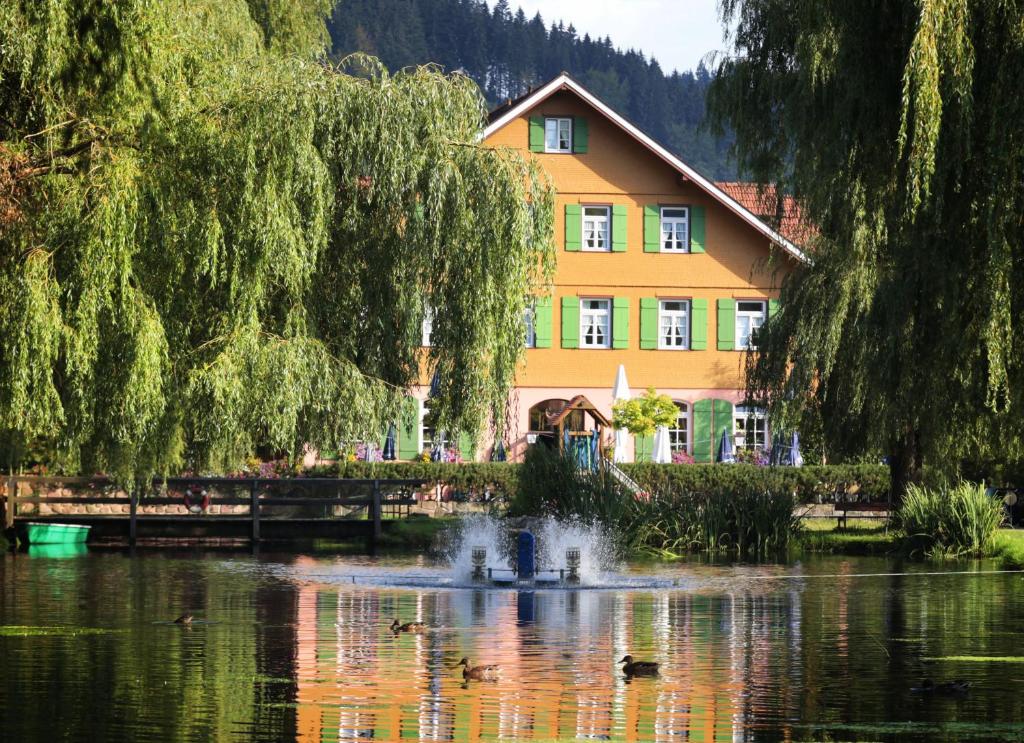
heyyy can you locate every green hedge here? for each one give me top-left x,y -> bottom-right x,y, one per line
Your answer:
620,463 -> 890,502
304,462 -> 889,504
308,462 -> 518,500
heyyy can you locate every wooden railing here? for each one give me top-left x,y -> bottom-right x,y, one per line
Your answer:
2,476 -> 426,543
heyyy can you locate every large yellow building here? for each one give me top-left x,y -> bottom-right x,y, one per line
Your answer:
401,74 -> 804,464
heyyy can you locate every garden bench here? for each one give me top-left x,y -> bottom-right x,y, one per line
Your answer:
834,500 -> 891,528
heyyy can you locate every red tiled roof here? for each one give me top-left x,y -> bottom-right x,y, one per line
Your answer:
715,182 -> 813,246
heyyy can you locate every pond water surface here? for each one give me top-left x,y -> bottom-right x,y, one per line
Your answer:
2,549 -> 1024,742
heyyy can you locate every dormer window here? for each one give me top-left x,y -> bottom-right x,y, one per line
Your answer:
544,118 -> 573,153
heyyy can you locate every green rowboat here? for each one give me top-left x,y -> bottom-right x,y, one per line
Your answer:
22,522 -> 91,545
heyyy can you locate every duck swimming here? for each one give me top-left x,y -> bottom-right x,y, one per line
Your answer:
173,614 -> 193,625
619,655 -> 659,676
457,657 -> 501,680
390,619 -> 427,633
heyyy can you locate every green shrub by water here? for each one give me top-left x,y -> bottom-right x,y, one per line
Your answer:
633,489 -> 800,556
509,446 -> 639,548
509,447 -> 801,556
898,481 -> 1004,557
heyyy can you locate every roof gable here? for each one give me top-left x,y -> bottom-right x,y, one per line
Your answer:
485,74 -> 806,262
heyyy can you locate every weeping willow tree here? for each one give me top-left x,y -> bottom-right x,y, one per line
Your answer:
0,0 -> 555,481
709,0 -> 1024,497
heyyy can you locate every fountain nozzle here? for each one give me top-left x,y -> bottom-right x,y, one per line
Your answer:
565,547 -> 581,583
471,546 -> 487,581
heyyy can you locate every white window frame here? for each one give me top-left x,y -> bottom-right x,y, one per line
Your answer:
579,298 -> 611,349
733,405 -> 767,451
660,206 -> 690,253
735,300 -> 766,350
421,306 -> 434,347
669,402 -> 690,454
420,399 -> 448,455
582,205 -> 610,252
523,304 -> 536,348
544,117 -> 573,153
658,299 -> 690,350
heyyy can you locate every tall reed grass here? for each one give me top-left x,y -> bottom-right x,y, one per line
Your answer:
511,446 -> 801,556
898,481 -> 1004,557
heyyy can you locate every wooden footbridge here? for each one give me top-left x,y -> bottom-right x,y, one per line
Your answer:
2,475 -> 426,545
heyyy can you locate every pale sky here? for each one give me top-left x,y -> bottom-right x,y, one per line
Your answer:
485,0 -> 727,75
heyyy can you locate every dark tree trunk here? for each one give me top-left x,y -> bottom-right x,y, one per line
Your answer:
889,429 -> 923,506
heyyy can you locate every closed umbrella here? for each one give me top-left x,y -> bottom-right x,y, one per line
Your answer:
382,423 -> 397,461
652,425 -> 672,464
492,439 -> 507,462
790,431 -> 804,467
428,369 -> 441,398
612,364 -> 631,463
717,429 -> 736,464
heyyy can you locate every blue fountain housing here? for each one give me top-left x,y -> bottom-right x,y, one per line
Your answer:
471,530 -> 582,585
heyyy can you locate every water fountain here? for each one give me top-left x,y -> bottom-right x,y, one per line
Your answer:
448,514 -> 617,587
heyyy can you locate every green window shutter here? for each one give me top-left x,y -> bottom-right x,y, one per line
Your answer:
692,399 -> 713,463
534,296 -> 553,348
635,433 -> 654,463
691,299 -> 708,350
717,298 -> 736,351
458,432 -> 475,462
612,297 -> 629,349
398,396 -> 420,460
561,296 -> 579,348
768,298 -> 780,318
611,205 -> 627,252
690,206 -> 706,253
529,116 -> 544,152
573,117 -> 588,153
713,399 -> 734,460
643,205 -> 661,252
640,297 -> 658,350
564,204 -> 582,251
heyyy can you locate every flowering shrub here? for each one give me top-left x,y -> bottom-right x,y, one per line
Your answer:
671,450 -> 695,465
735,448 -> 769,466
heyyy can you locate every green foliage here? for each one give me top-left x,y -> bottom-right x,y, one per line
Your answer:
328,0 -> 738,179
633,488 -> 800,556
611,387 -> 678,437
709,1 -> 1024,493
622,463 -> 890,504
0,2 -> 555,482
508,446 -> 637,547
898,481 -> 1005,557
312,461 -> 519,501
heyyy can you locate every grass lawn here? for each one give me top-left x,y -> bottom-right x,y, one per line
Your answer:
796,518 -> 897,555
990,528 -> 1024,567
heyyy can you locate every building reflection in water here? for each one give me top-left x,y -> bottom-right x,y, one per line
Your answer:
293,580 -> 809,742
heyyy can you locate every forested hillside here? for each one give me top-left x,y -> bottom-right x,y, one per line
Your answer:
328,0 -> 736,179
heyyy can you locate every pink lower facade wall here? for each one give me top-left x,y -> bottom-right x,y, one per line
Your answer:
408,385 -> 748,463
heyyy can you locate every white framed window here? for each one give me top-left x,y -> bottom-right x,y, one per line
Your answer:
421,306 -> 434,347
580,298 -> 610,349
523,305 -> 536,348
658,300 -> 690,349
544,117 -> 573,153
734,405 -> 767,450
661,207 -> 689,252
669,402 -> 689,453
582,206 -> 610,251
735,300 -> 766,350
421,400 -> 448,455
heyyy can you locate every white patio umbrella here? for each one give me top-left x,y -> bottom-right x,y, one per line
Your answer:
652,425 -> 673,464
612,364 -> 631,463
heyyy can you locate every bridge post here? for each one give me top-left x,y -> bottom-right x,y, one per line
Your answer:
250,479 -> 260,542
4,476 -> 15,531
129,489 -> 138,545
372,479 -> 382,542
